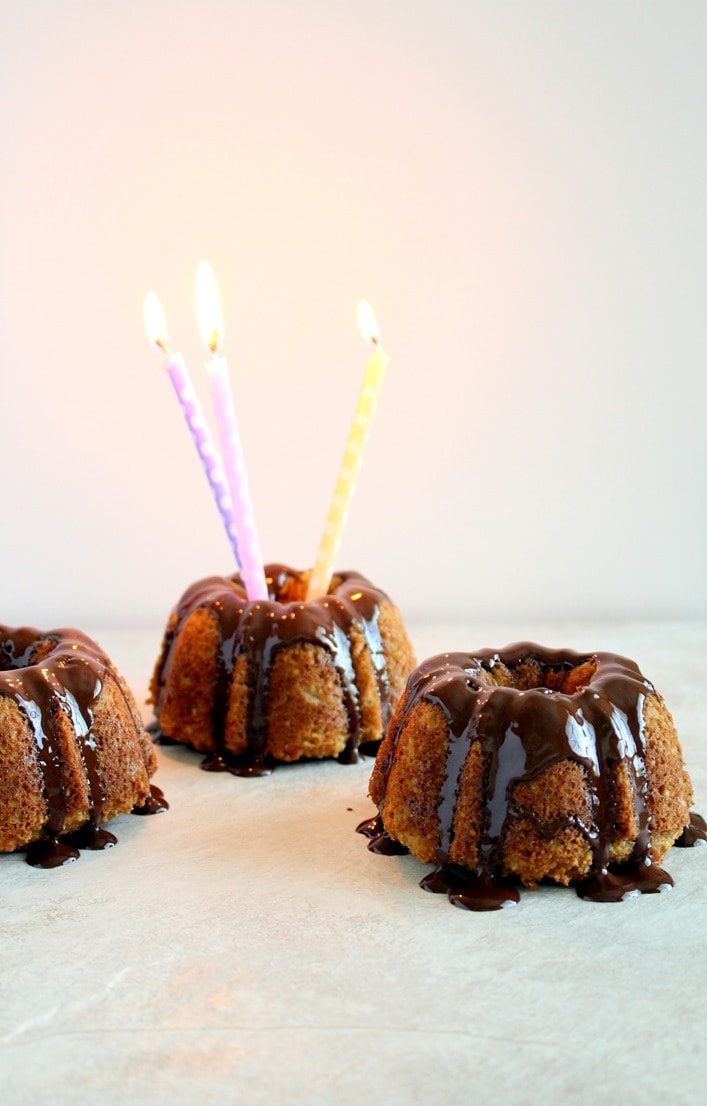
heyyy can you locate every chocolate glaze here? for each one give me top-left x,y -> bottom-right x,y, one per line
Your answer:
420,864 -> 521,911
576,860 -> 673,902
26,838 -> 81,869
675,811 -> 707,848
0,624 -> 165,868
355,813 -> 521,908
152,564 -> 395,774
132,784 -> 169,815
368,644 -> 699,910
356,812 -> 409,855
63,822 -> 118,851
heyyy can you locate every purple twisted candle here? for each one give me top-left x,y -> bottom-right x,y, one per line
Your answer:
143,290 -> 243,570
195,262 -> 268,601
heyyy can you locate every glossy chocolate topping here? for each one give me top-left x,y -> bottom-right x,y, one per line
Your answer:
364,644 -> 696,910
675,811 -> 707,848
0,624 -> 164,868
153,564 -> 393,775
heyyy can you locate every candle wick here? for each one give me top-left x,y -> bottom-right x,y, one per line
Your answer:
155,336 -> 172,357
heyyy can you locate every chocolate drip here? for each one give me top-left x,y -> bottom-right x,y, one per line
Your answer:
370,644 -> 697,909
153,564 -> 394,773
63,821 -> 118,850
576,860 -> 673,901
1,627 -> 107,847
356,812 -> 409,855
200,751 -> 274,777
674,811 -> 707,847
132,784 -> 169,815
421,865 -> 521,911
1,624 -> 165,867
26,838 -> 81,868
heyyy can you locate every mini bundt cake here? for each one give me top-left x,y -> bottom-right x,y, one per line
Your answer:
363,643 -> 702,909
0,624 -> 166,868
150,564 -> 416,775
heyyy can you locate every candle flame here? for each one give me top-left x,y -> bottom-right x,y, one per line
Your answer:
144,290 -> 170,353
195,260 -> 225,354
357,300 -> 382,347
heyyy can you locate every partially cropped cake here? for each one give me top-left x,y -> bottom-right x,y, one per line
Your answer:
0,624 -> 166,868
364,644 -> 701,909
150,564 -> 416,774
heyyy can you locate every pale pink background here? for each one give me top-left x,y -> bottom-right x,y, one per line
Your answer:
2,1 -> 705,627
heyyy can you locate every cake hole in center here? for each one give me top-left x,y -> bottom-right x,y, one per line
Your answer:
483,655 -> 597,694
260,568 -> 344,604
0,635 -> 55,671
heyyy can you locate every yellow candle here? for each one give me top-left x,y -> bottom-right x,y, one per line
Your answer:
306,301 -> 390,601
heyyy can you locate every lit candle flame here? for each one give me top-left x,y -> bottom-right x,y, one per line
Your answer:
143,290 -> 170,353
143,284 -> 246,573
195,260 -> 224,354
357,299 -> 383,347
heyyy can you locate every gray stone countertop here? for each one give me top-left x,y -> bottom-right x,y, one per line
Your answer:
2,621 -> 705,1106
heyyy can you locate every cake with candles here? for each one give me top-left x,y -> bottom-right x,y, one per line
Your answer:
361,644 -> 703,909
146,273 -> 414,770
0,624 -> 166,867
150,564 -> 416,774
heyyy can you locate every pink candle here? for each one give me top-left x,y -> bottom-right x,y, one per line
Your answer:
194,262 -> 268,602
143,290 -> 244,570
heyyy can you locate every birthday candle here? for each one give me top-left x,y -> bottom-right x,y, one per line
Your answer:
143,290 -> 243,568
194,261 -> 268,602
306,301 -> 390,601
